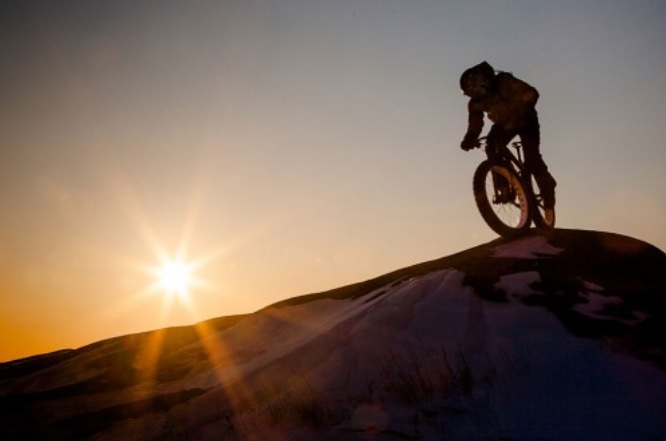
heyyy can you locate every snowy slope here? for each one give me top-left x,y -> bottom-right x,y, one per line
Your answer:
1,229 -> 665,440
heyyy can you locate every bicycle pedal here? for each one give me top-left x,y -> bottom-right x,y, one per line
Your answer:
493,189 -> 514,204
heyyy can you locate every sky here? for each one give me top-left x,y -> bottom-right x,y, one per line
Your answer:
1,0 -> 665,362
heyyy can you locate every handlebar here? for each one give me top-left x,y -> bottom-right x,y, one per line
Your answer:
474,136 -> 522,151
472,137 -> 524,163
475,136 -> 487,149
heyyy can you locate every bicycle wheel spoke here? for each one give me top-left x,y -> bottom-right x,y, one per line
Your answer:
484,168 -> 527,229
474,161 -> 530,236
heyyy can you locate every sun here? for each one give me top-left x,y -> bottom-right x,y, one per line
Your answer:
156,260 -> 193,297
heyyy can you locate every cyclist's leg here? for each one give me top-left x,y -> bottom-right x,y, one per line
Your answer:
519,110 -> 556,207
486,124 -> 515,163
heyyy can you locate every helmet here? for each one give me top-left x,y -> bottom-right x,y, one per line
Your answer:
460,61 -> 495,98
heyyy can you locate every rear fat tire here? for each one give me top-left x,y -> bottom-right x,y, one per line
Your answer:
473,161 -> 531,237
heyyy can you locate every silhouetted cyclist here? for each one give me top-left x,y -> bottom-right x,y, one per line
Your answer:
459,61 -> 556,208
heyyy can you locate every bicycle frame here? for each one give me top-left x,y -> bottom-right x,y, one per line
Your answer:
479,137 -> 527,178
471,136 -> 555,235
477,137 -> 534,201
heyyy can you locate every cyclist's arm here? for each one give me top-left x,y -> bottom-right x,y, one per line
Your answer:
463,99 -> 484,142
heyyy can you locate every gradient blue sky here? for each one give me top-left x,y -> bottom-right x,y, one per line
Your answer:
1,0 -> 665,361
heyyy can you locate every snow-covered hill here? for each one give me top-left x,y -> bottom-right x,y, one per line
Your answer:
1,229 -> 665,440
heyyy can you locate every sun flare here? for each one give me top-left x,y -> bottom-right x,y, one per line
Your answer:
156,260 -> 193,297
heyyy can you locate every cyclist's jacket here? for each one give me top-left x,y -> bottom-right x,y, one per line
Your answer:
464,72 -> 539,140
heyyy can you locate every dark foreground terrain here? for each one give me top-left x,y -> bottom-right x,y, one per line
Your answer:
1,229 -> 665,440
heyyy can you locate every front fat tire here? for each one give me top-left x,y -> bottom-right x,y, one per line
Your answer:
473,161 -> 531,237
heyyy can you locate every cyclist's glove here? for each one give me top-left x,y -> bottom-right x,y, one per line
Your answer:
460,138 -> 476,151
